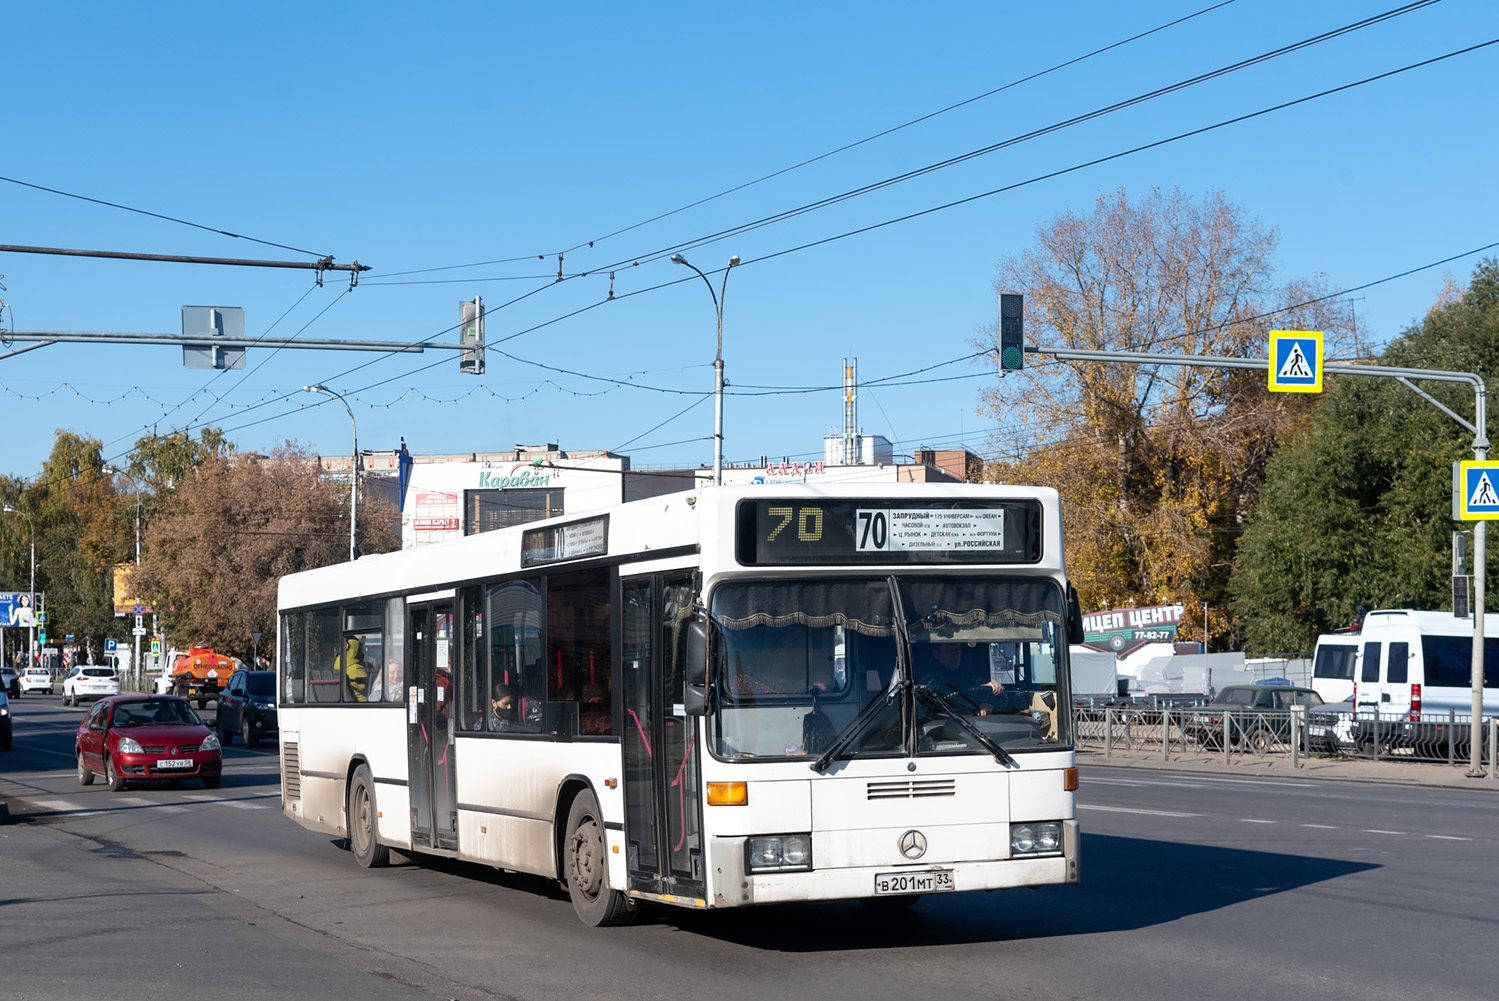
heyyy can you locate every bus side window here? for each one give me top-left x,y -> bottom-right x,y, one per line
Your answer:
487,578 -> 545,732
547,568 -> 613,736
307,608 -> 341,704
282,611 -> 306,703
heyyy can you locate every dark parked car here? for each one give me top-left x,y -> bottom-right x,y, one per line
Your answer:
1186,684 -> 1324,751
217,669 -> 278,748
2,666 -> 19,698
76,694 -> 222,791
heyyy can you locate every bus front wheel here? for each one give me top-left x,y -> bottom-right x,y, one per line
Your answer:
564,790 -> 635,926
349,764 -> 389,868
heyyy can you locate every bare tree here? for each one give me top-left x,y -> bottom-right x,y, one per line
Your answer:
133,441 -> 399,661
981,187 -> 1356,646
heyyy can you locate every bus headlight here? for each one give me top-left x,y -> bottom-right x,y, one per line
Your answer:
747,835 -> 813,873
1011,822 -> 1062,856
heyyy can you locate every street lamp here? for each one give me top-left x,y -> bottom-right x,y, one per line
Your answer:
103,464 -> 144,686
671,253 -> 740,486
2,504 -> 36,667
304,384 -> 359,561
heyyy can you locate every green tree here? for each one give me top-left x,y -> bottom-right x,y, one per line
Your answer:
982,187 -> 1356,649
131,442 -> 400,661
24,432 -> 133,662
1231,260 -> 1499,654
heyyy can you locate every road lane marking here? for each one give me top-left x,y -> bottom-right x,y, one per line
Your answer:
1241,819 -> 1276,824
30,798 -> 102,815
1363,829 -> 1405,835
1301,824 -> 1339,829
1428,835 -> 1470,841
1077,804 -> 1202,818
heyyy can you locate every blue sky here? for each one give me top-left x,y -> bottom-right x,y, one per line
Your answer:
3,1 -> 1496,480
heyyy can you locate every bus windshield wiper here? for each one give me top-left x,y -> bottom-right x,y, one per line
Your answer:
810,685 -> 899,773
914,683 -> 1016,766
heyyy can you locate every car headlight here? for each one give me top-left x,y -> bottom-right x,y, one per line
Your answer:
1011,821 -> 1063,856
201,732 -> 221,751
251,700 -> 275,710
746,834 -> 813,873
116,737 -> 143,754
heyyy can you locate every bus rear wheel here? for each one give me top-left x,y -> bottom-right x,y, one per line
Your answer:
564,789 -> 635,926
349,765 -> 389,868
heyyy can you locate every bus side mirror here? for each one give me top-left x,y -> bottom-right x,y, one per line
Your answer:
685,614 -> 712,716
1066,584 -> 1085,645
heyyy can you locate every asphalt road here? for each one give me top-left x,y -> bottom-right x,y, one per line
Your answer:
3,694 -> 1497,1001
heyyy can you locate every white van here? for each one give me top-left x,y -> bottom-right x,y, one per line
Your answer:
1316,610 -> 1499,749
1310,634 -> 1362,705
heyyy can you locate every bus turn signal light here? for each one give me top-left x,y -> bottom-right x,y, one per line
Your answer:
707,782 -> 748,806
1063,767 -> 1078,791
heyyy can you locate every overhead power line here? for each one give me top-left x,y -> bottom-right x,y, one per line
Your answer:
368,1 -> 1235,281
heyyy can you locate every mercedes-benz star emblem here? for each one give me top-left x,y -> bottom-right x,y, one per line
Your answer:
898,829 -> 928,860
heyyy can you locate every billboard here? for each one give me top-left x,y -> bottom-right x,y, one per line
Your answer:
1081,603 -> 1186,657
113,563 -> 153,616
1,592 -> 36,627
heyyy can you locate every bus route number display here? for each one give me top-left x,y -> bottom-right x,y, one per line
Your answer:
855,507 -> 1003,552
737,499 -> 1038,565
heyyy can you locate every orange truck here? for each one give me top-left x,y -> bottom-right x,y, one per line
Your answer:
170,646 -> 236,707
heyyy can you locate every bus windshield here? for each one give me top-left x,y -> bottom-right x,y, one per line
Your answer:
709,577 -> 1070,762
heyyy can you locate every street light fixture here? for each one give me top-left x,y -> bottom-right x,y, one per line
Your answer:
304,384 -> 359,561
2,504 -> 36,666
671,253 -> 741,486
104,464 -> 145,686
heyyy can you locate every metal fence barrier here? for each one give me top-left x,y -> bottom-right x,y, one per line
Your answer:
1074,702 -> 1498,776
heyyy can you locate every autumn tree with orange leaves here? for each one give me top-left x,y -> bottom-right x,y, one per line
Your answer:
979,187 -> 1359,650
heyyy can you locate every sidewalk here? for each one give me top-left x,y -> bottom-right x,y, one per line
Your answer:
1079,743 -> 1499,791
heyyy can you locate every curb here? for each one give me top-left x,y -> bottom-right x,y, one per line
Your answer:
1078,748 -> 1499,792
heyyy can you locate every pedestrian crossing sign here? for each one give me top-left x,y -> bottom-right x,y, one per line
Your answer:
1268,330 -> 1323,393
1457,460 -> 1499,520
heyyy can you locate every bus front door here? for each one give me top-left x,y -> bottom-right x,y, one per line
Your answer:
621,575 -> 705,902
408,602 -> 458,851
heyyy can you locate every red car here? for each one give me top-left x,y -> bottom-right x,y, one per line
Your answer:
76,694 -> 223,791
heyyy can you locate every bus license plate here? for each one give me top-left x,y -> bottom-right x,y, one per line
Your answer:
156,759 -> 193,769
874,870 -> 954,895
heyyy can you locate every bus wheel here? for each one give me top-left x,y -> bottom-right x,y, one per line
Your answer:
348,765 -> 389,868
565,790 -> 635,926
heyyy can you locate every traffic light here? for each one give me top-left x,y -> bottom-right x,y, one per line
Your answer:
39,630 -> 47,645
459,297 -> 485,375
999,293 -> 1024,371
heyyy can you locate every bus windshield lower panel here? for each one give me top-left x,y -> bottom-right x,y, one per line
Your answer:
709,577 -> 1071,762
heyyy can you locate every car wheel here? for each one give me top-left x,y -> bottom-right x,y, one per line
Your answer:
242,714 -> 259,748
1248,728 -> 1272,753
197,698 -> 207,710
218,713 -> 234,746
77,752 -> 95,786
1,730 -> 11,751
105,755 -> 127,792
348,764 -> 389,868
63,689 -> 73,707
565,789 -> 635,926
201,773 -> 221,789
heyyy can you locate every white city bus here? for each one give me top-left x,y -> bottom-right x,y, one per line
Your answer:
276,483 -> 1083,925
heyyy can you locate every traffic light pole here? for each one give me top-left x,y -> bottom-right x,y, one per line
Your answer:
1024,343 -> 1490,777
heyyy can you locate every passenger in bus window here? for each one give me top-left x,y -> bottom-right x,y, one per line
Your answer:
341,637 -> 369,702
473,683 -> 519,731
580,683 -> 611,734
